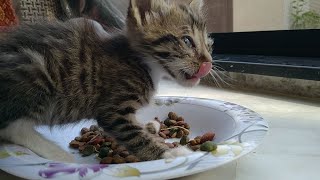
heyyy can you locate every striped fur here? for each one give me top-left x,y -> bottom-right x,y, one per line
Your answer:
0,0 -> 211,161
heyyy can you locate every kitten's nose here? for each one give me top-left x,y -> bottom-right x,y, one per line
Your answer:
199,52 -> 213,63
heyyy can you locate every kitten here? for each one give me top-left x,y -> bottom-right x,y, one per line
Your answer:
0,0 -> 213,162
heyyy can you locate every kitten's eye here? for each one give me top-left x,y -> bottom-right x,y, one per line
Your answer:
182,36 -> 195,48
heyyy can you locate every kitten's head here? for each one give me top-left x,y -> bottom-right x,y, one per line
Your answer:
127,0 -> 213,87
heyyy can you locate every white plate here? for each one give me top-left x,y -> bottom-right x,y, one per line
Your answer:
0,96 -> 268,180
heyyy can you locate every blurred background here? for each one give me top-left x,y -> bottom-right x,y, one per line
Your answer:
206,0 -> 320,32
0,0 -> 320,32
2,0 -> 319,32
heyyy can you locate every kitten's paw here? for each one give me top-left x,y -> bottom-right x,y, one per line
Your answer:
52,154 -> 74,163
145,120 -> 161,134
42,148 -> 75,163
0,119 -> 75,163
162,146 -> 193,159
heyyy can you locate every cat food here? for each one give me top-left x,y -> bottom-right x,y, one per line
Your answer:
70,112 -> 216,164
158,112 -> 191,139
158,112 -> 216,151
187,133 -> 215,151
179,135 -> 190,145
200,141 -> 218,152
69,125 -> 141,164
200,132 -> 215,144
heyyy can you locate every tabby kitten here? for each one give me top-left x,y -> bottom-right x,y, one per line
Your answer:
0,0 -> 213,162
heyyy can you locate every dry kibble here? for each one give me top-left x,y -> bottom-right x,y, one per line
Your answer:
79,145 -> 86,152
69,140 -> 81,148
90,125 -> 99,131
94,144 -> 101,151
171,132 -> 177,138
80,128 -> 90,135
180,135 -> 189,145
80,136 -> 89,142
116,146 -> 127,154
120,151 -> 130,157
176,121 -> 185,126
168,112 -> 178,120
113,155 -> 126,164
71,125 -> 141,164
71,111 -> 217,164
88,135 -> 96,140
81,132 -> 93,141
159,132 -> 167,138
189,145 -> 201,151
162,130 -> 170,135
82,145 -> 95,157
111,142 -> 118,150
183,129 -> 190,136
176,130 -> 184,138
164,119 -> 171,126
100,157 -> 113,164
200,132 -> 215,144
189,139 -> 198,146
170,128 -> 178,133
89,137 -> 103,145
176,117 -> 184,122
160,124 -> 167,129
126,155 -> 140,163
184,123 -> 190,129
169,120 -> 177,126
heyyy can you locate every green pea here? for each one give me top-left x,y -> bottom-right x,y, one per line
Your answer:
200,141 -> 217,152
82,145 -> 95,156
99,147 -> 110,158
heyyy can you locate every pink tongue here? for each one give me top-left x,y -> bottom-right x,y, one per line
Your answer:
193,62 -> 212,78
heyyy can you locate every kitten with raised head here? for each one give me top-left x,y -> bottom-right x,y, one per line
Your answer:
0,0 -> 213,162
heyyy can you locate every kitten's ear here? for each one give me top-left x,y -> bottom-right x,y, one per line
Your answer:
189,0 -> 204,12
128,0 -> 169,28
128,0 -> 150,27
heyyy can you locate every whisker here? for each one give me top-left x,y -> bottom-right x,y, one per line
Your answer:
213,64 -> 227,72
210,69 -> 234,88
209,71 -> 221,88
212,68 -> 235,82
212,66 -> 236,82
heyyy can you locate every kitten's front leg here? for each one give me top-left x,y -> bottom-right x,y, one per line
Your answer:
0,119 -> 74,162
97,105 -> 192,161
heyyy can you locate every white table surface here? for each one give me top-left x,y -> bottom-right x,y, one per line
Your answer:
1,80 -> 320,180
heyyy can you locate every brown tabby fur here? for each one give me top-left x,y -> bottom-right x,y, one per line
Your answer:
0,0 -> 212,161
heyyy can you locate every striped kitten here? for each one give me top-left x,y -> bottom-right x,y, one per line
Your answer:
0,0 -> 213,162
